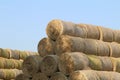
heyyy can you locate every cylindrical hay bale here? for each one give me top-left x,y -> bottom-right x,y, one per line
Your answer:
55,35 -> 85,56
22,55 -> 42,77
87,55 -> 102,70
110,42 -> 120,57
46,20 -> 75,40
40,55 -> 59,76
114,30 -> 120,43
46,20 -> 101,41
69,70 -> 100,80
0,57 -> 23,69
0,69 -> 22,79
32,72 -> 48,80
99,56 -> 113,71
37,37 -> 55,57
96,40 -> 110,56
50,72 -> 68,80
84,24 -> 100,39
0,48 -> 10,58
58,52 -> 89,75
15,73 -> 31,80
84,39 -> 97,55
55,35 -> 112,56
99,26 -> 114,42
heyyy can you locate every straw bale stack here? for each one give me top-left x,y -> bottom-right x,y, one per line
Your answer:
15,19 -> 120,80
55,35 -> 120,57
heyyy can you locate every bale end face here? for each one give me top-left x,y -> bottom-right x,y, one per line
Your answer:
58,53 -> 74,75
38,38 -> 55,57
55,35 -> 72,56
22,55 -> 41,77
46,19 -> 63,40
40,55 -> 58,76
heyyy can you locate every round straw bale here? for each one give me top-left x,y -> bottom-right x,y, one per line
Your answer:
22,55 -> 42,77
40,55 -> 59,76
46,19 -> 81,41
87,55 -> 102,70
110,42 -> 120,57
100,27 -> 114,42
99,56 -> 113,71
0,48 -> 10,58
96,40 -> 110,56
85,24 -> 100,39
15,73 -> 30,80
46,20 -> 101,41
69,70 -> 100,80
5,49 -> 12,59
114,30 -> 120,43
46,19 -> 64,40
58,52 -> 89,75
84,39 -> 97,55
50,72 -> 68,80
55,35 -> 85,56
32,72 -> 48,80
38,37 -> 55,57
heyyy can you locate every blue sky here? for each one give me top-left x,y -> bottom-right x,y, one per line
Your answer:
0,0 -> 120,51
